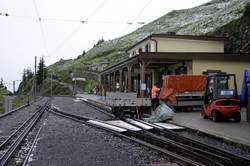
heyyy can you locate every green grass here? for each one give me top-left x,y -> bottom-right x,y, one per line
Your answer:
78,79 -> 99,92
0,87 -> 12,114
41,79 -> 72,96
12,95 -> 29,110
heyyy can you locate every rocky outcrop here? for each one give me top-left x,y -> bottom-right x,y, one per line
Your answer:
208,5 -> 250,53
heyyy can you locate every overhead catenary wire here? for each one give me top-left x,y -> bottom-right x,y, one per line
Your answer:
32,0 -> 49,56
0,12 -> 147,25
85,0 -> 110,21
0,0 -> 151,61
50,24 -> 83,57
119,0 -> 152,35
49,0 -> 110,57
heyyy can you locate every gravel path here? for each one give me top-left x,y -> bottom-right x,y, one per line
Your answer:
0,97 -> 48,138
51,97 -> 112,121
27,113 -> 171,166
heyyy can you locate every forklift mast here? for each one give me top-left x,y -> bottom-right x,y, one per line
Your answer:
204,74 -> 238,104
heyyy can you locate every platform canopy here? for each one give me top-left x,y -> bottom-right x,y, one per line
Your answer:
99,52 -> 250,98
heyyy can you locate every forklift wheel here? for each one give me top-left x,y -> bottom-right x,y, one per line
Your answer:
233,112 -> 241,122
212,111 -> 220,122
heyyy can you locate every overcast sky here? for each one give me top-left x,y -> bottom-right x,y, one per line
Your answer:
0,0 -> 210,91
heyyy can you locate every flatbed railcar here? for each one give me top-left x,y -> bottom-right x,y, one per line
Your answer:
105,92 -> 151,117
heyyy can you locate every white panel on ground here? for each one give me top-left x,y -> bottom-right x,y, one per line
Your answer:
105,120 -> 142,131
154,123 -> 184,130
73,98 -> 81,102
87,120 -> 127,132
80,98 -> 88,102
125,118 -> 154,130
138,120 -> 164,129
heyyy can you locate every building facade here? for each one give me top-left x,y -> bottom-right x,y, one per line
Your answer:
99,34 -> 250,97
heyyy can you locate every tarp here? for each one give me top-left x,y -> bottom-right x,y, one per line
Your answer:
160,75 -> 207,103
143,103 -> 175,123
240,69 -> 250,107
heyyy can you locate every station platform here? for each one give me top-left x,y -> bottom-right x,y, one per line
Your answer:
170,110 -> 250,147
76,94 -> 250,147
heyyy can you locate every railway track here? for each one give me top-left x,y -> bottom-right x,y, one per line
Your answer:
80,98 -> 250,165
0,100 -> 50,166
144,121 -> 250,166
49,105 -> 250,166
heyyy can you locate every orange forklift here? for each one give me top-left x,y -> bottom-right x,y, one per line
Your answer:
201,74 -> 241,122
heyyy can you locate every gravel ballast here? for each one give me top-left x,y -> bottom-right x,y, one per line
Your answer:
51,97 -> 112,120
28,113 -> 171,166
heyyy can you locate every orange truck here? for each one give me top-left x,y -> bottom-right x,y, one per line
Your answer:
160,75 -> 207,111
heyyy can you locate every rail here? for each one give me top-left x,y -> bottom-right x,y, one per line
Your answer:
49,107 -> 207,166
0,100 -> 50,165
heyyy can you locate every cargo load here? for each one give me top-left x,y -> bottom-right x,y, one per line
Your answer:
160,75 -> 207,110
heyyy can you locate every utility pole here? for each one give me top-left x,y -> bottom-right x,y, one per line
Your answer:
51,72 -> 52,97
13,80 -> 15,94
34,56 -> 37,101
42,56 -> 44,84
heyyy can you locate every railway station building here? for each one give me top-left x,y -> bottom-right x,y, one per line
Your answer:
99,33 -> 250,98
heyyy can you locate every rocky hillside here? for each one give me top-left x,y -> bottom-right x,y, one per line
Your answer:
208,2 -> 250,53
49,0 -> 250,86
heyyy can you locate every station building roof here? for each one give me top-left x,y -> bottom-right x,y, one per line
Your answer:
127,33 -> 228,52
100,52 -> 250,75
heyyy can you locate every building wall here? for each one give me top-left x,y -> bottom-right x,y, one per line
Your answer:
192,59 -> 250,93
128,39 -> 156,57
155,38 -> 224,53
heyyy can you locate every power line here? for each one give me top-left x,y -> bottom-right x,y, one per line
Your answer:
49,0 -> 110,56
50,24 -> 82,57
39,18 -> 49,55
0,13 -> 147,25
0,13 -> 9,16
119,0 -> 152,35
32,0 -> 49,56
85,0 -> 109,21
1,0 -> 149,58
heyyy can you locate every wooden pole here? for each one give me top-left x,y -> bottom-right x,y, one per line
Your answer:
140,61 -> 145,98
127,65 -> 132,92
119,69 -> 123,92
